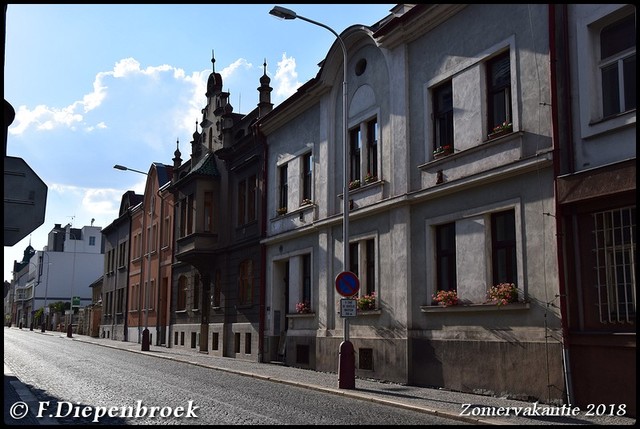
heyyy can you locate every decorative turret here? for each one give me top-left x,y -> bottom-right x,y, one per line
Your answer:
258,59 -> 273,117
172,138 -> 181,182
191,119 -> 202,161
205,50 -> 223,98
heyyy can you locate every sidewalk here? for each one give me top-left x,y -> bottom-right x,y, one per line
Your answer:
7,330 -> 637,425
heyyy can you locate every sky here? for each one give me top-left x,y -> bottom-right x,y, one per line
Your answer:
4,3 -> 396,282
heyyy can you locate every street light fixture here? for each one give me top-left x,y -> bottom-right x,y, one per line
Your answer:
269,5 -> 354,389
114,164 -> 148,176
114,163 -> 151,351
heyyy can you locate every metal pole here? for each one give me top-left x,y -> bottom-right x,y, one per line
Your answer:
269,5 -> 354,389
141,195 -> 153,351
41,252 -> 50,332
68,227 -> 76,338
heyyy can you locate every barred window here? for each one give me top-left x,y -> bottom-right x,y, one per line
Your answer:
593,207 -> 636,323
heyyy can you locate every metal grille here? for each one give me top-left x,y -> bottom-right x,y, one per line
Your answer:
593,206 -> 636,323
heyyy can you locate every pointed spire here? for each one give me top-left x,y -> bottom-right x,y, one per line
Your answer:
211,49 -> 215,73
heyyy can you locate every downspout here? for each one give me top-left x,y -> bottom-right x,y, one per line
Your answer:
549,3 -> 574,405
256,122 -> 268,363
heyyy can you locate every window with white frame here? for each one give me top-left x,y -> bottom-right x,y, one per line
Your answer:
435,222 -> 456,293
487,50 -> 512,134
302,153 -> 313,203
600,13 -> 636,118
302,253 -> 312,304
433,81 -> 453,155
278,163 -> 288,212
349,117 -> 379,184
592,206 -> 636,324
491,209 -> 517,285
349,238 -> 376,298
432,209 -> 518,304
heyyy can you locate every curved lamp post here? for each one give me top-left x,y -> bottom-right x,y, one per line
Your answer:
114,164 -> 151,351
40,251 -> 51,332
269,5 -> 354,389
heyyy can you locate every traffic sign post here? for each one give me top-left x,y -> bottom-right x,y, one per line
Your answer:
336,271 -> 359,389
4,156 -> 48,246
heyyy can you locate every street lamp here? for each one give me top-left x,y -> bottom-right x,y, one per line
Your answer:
114,164 -> 151,351
67,224 -> 78,338
39,251 -> 51,332
269,5 -> 354,389
114,164 -> 148,175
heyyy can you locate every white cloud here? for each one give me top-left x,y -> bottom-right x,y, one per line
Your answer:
219,58 -> 252,80
273,53 -> 301,101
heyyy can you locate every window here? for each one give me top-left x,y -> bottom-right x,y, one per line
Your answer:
302,153 -> 313,202
278,164 -> 288,211
436,222 -> 456,292
179,194 -> 195,237
193,274 -> 200,310
302,254 -> 311,303
237,176 -> 257,226
487,51 -> 512,133
248,175 -> 257,223
491,210 -> 517,285
349,128 -> 361,183
349,238 -> 376,297
366,119 -> 378,178
239,259 -> 253,305
163,216 -> 171,247
600,14 -> 636,118
212,270 -> 221,308
204,191 -> 214,232
433,81 -> 453,153
89,236 -> 96,246
593,207 -> 636,323
177,276 -> 187,311
349,117 -> 379,183
118,242 -> 126,268
238,179 -> 246,225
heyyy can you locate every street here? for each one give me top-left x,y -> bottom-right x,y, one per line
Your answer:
4,328 -> 464,425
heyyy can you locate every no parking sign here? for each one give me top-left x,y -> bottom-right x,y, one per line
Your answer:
335,271 -> 359,297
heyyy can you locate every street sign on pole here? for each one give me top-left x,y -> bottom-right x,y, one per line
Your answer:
335,271 -> 360,297
4,156 -> 48,246
340,298 -> 357,317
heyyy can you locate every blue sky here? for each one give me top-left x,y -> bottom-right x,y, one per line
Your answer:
4,3 -> 396,281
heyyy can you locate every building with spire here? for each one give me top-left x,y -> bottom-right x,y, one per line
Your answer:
167,52 -> 271,359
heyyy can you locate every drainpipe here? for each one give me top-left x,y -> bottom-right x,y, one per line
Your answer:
256,123 -> 268,363
549,3 -> 574,405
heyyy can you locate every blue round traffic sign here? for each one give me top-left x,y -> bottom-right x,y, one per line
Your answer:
335,271 -> 360,297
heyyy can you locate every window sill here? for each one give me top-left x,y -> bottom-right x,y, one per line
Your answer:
358,309 -> 381,316
286,312 -> 315,318
420,302 -> 530,313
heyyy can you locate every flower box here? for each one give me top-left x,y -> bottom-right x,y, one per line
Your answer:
348,179 -> 361,190
276,207 -> 288,216
295,301 -> 311,314
356,292 -> 376,311
433,145 -> 453,159
487,283 -> 518,306
432,289 -> 459,307
300,198 -> 313,207
487,122 -> 512,139
364,173 -> 378,184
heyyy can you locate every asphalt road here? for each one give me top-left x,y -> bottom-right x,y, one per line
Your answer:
4,328 -> 464,425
